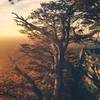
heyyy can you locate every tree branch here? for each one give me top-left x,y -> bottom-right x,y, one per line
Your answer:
12,12 -> 50,37
15,66 -> 43,100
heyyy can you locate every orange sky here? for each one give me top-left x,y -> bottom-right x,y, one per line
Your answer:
0,0 -> 50,37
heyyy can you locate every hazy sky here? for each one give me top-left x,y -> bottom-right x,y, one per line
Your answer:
0,0 -> 50,37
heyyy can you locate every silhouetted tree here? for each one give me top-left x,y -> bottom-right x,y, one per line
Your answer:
11,0 -> 99,100
13,0 -> 76,100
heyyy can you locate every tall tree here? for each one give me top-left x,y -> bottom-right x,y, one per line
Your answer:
12,0 -> 99,100
13,0 -> 75,100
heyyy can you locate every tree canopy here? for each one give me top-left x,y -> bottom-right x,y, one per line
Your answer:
5,0 -> 100,100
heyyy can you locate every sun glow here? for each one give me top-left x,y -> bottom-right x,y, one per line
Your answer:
0,0 -> 50,37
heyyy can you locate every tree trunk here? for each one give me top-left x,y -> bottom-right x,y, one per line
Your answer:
52,42 -> 73,100
51,42 -> 65,100
55,47 -> 65,100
